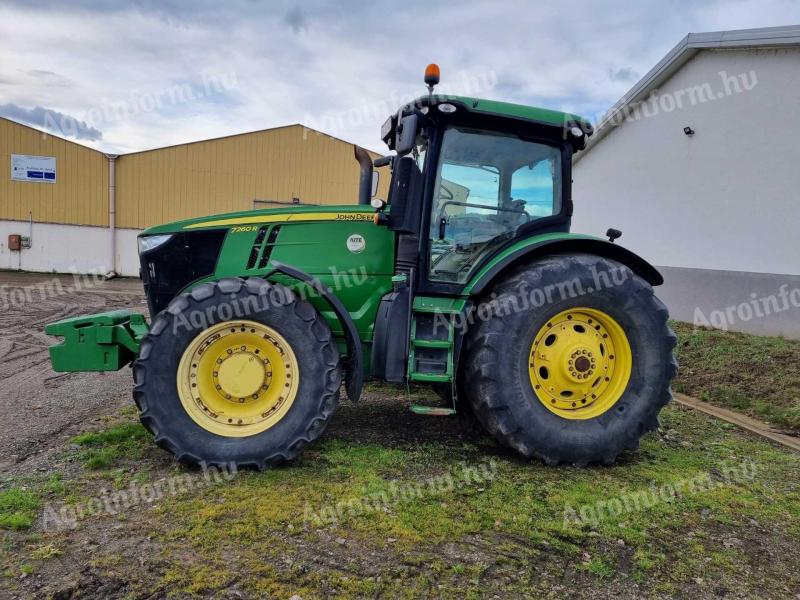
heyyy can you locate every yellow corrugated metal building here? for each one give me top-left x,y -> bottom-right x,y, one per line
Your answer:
1,118 -> 386,230
116,125 -> 388,230
0,117 -> 108,226
0,117 -> 388,275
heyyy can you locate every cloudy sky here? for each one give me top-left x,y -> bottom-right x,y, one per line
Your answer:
0,0 -> 798,154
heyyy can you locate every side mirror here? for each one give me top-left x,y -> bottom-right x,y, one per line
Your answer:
386,157 -> 423,233
395,114 -> 418,156
371,171 -> 380,197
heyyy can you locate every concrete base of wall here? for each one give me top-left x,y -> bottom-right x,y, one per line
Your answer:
657,266 -> 800,339
2,221 -> 798,339
0,220 -> 142,277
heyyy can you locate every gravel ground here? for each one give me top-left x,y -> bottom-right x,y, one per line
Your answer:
0,271 -> 146,472
1,271 -> 798,599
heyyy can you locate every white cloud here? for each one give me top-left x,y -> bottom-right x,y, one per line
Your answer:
0,0 -> 798,154
0,103 -> 102,140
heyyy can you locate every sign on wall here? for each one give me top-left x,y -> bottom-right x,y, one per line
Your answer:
11,154 -> 56,183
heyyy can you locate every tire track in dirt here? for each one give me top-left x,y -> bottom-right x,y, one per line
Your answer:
0,274 -> 147,468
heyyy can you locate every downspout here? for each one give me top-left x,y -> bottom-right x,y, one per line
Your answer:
105,154 -> 119,279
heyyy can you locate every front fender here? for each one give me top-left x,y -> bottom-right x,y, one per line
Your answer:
267,261 -> 364,403
463,233 -> 663,297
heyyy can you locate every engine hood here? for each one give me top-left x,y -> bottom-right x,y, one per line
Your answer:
140,204 -> 375,237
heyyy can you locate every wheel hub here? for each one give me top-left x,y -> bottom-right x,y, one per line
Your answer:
215,350 -> 269,400
573,354 -> 592,373
528,308 -> 632,419
568,350 -> 595,381
177,320 -> 299,437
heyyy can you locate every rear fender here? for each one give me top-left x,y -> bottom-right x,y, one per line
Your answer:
464,234 -> 663,297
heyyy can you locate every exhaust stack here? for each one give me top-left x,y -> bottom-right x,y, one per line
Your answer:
354,145 -> 373,205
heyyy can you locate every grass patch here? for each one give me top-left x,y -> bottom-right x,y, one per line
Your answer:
673,321 -> 800,430
29,544 -> 61,560
578,556 -> 615,578
0,488 -> 41,530
72,422 -> 151,469
144,397 -> 800,598
7,382 -> 798,597
0,473 -> 67,531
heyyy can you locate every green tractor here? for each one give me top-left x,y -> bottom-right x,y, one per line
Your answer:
46,66 -> 676,468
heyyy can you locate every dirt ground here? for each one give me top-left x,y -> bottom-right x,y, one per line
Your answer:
0,271 -> 798,600
0,272 -> 145,469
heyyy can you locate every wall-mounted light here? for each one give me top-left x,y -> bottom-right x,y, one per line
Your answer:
683,126 -> 695,136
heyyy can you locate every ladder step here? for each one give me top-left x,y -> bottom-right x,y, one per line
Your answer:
412,307 -> 461,315
412,296 -> 464,314
412,339 -> 451,348
409,373 -> 451,383
410,405 -> 457,416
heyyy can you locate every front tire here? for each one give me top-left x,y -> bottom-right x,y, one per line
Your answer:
133,277 -> 341,469
463,254 -> 677,466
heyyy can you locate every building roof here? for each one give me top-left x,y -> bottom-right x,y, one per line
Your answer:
578,24 -> 800,157
121,123 -> 383,158
0,115 -> 380,158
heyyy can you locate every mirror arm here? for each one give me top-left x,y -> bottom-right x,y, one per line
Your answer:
438,216 -> 447,240
412,108 -> 431,127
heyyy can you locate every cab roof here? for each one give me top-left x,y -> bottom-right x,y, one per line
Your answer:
417,95 -> 594,133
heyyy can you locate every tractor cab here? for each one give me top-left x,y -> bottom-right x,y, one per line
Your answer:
364,69 -> 611,391
367,68 -> 592,297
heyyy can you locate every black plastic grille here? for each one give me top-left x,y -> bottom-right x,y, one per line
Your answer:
140,229 -> 227,317
246,227 -> 268,269
258,226 -> 281,269
244,225 -> 282,271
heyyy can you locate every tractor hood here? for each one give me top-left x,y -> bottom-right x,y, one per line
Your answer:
139,204 -> 375,237
136,202 -> 393,321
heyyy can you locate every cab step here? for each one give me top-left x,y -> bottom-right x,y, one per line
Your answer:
406,296 -> 465,416
410,405 -> 457,416
409,372 -> 450,383
408,309 -> 454,381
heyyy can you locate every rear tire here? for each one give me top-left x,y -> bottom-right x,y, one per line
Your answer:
462,254 -> 677,466
133,277 -> 341,470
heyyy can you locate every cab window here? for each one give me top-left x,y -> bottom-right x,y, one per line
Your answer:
429,127 -> 562,284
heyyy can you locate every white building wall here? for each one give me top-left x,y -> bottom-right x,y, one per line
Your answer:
573,47 -> 800,276
0,220 -> 142,277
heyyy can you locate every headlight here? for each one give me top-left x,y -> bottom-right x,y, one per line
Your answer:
138,234 -> 173,254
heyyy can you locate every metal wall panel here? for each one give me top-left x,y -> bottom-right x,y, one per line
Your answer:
0,117 -> 108,226
116,125 -> 389,230
1,119 -> 389,231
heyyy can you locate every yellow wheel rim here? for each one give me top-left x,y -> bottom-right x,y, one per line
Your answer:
177,320 -> 299,437
528,307 -> 632,419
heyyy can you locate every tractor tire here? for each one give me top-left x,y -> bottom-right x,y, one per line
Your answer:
462,253 -> 677,466
132,277 -> 341,470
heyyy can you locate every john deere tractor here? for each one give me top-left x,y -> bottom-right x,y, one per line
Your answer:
47,66 -> 676,468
